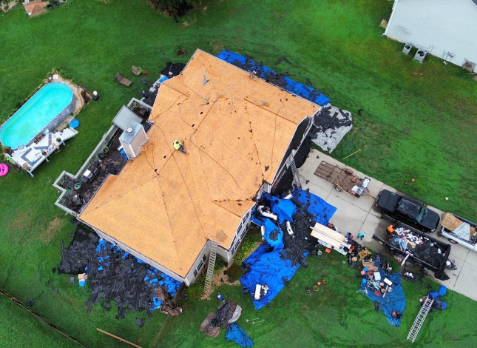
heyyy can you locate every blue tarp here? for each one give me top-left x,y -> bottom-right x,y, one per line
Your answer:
293,188 -> 337,224
225,323 -> 254,347
271,198 -> 296,224
241,189 -> 336,309
359,265 -> 406,327
262,218 -> 284,250
240,244 -> 304,310
217,50 -> 330,106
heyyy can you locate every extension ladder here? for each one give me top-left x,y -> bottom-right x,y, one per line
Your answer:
290,159 -> 302,190
407,296 -> 434,343
204,241 -> 218,295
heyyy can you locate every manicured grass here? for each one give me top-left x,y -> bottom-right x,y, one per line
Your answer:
0,0 -> 476,346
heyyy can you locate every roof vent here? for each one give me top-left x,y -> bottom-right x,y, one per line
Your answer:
126,127 -> 133,134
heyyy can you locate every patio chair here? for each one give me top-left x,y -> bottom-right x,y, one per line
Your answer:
114,73 -> 133,87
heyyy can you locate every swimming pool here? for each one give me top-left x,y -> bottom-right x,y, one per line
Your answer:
0,83 -> 75,149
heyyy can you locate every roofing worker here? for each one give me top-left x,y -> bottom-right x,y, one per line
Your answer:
387,224 -> 395,233
173,140 -> 187,154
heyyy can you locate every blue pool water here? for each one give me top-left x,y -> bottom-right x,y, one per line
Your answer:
0,83 -> 74,149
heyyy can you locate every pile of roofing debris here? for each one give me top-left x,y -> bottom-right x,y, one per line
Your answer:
217,50 -> 352,153
240,189 -> 337,309
309,104 -> 353,153
57,226 -> 182,325
139,62 -> 185,106
200,299 -> 253,347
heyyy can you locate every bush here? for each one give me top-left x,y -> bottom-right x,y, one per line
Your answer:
186,277 -> 204,300
214,257 -> 226,271
234,226 -> 262,264
226,263 -> 243,282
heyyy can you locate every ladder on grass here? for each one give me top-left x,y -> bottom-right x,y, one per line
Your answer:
407,296 -> 434,343
204,241 -> 218,295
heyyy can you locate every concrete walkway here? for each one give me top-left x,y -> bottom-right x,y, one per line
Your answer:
298,149 -> 477,301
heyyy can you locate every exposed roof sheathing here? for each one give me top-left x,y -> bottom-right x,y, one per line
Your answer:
80,50 -> 320,277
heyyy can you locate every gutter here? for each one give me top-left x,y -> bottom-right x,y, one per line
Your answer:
384,0 -> 399,37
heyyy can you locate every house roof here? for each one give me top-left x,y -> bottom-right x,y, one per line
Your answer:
79,50 -> 320,278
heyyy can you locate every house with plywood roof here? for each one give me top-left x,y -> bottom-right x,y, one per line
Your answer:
54,50 -> 321,285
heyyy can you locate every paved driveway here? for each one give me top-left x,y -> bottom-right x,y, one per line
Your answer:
299,149 -> 477,301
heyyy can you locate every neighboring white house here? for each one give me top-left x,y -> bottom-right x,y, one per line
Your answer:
385,0 -> 477,72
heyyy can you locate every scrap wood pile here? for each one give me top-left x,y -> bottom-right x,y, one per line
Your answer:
57,226 -> 182,322
388,227 -> 447,270
240,188 -> 337,309
200,300 -> 253,347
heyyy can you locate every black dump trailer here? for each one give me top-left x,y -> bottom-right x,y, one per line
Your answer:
372,222 -> 451,280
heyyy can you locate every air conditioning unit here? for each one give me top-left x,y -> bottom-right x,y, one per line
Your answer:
402,44 -> 412,55
414,50 -> 427,63
463,60 -> 476,73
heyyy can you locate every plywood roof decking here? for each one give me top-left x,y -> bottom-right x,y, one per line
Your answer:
80,50 -> 320,277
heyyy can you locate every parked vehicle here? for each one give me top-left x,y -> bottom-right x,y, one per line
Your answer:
374,189 -> 440,232
440,212 -> 477,252
372,222 -> 451,280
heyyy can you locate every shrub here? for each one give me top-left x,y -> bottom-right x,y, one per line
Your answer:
226,263 -> 243,282
186,277 -> 204,300
234,226 -> 262,265
214,257 -> 226,271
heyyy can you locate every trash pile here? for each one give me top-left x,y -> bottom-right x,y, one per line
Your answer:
140,62 -> 185,106
422,285 -> 448,312
388,227 -> 448,270
200,299 -> 254,347
240,188 -> 337,309
357,254 -> 406,327
57,226 -> 182,322
309,104 -> 353,153
217,50 -> 330,106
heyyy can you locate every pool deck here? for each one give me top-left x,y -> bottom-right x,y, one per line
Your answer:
8,127 -> 78,176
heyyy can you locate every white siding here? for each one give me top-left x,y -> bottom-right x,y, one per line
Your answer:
385,0 -> 477,71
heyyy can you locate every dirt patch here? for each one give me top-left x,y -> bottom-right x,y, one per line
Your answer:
38,217 -> 63,244
211,41 -> 225,55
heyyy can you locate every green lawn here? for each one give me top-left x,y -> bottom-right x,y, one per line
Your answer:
0,0 -> 476,347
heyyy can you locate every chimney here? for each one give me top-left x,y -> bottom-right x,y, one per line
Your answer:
119,121 -> 148,159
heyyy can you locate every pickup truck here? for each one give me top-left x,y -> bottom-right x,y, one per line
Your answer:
374,189 -> 440,232
440,212 -> 477,252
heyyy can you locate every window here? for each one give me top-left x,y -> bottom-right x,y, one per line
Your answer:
196,259 -> 204,273
203,254 -> 207,262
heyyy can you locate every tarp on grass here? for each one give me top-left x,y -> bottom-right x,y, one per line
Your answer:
242,189 -> 336,309
217,50 -> 330,106
225,323 -> 254,347
240,244 -> 305,310
359,264 -> 406,327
